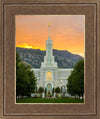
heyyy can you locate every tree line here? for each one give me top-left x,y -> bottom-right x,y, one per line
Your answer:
16,52 -> 37,98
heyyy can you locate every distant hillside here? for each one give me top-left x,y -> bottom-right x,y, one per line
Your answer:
16,47 -> 83,68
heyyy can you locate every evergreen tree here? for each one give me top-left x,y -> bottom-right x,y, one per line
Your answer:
67,59 -> 84,99
16,52 -> 37,97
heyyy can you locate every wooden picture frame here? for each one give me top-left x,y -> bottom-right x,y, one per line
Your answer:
0,0 -> 100,119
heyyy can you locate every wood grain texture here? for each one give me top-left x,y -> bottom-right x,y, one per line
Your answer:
1,0 -> 99,4
1,116 -> 100,119
0,0 -> 100,119
0,0 -> 4,118
97,1 -> 100,119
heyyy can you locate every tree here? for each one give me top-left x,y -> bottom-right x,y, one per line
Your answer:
25,65 -> 37,96
55,87 -> 60,93
16,52 -> 37,97
67,59 -> 84,99
38,87 -> 44,94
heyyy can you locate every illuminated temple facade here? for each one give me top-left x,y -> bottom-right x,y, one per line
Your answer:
32,25 -> 73,95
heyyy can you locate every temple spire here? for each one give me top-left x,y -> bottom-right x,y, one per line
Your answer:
48,22 -> 50,40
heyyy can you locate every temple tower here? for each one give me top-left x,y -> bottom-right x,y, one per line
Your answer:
32,24 -> 73,96
39,23 -> 58,95
41,23 -> 57,67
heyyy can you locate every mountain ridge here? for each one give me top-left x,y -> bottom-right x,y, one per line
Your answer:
16,47 -> 83,68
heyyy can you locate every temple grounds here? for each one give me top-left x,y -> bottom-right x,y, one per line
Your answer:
16,97 -> 84,103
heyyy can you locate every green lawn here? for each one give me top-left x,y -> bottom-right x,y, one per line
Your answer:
16,97 -> 84,103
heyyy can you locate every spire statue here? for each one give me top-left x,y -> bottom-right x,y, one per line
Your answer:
48,22 -> 50,40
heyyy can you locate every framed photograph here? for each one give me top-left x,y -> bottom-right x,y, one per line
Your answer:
0,0 -> 100,119
16,15 -> 85,104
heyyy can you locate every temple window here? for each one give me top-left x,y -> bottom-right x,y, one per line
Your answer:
47,71 -> 52,81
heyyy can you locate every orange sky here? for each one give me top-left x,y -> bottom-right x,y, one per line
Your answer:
16,15 -> 85,57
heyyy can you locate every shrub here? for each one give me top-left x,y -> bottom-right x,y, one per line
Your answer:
55,87 -> 60,93
38,87 -> 44,94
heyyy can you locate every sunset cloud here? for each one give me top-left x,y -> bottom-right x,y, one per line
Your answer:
17,43 -> 45,50
16,15 -> 85,57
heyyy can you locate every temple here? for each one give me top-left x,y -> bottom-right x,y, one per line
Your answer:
32,24 -> 73,96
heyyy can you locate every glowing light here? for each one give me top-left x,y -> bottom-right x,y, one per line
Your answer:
16,43 -> 45,50
47,71 -> 52,81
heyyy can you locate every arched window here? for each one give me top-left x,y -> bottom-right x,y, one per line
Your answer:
47,71 -> 52,81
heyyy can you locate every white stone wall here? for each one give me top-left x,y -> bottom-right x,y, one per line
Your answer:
32,68 -> 73,90
58,69 -> 73,80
